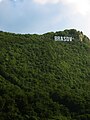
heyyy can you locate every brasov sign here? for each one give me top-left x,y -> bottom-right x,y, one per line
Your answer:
54,36 -> 73,41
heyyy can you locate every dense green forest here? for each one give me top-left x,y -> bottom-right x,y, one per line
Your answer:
0,29 -> 90,120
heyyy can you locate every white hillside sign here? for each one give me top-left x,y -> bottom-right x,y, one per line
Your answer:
54,36 -> 73,41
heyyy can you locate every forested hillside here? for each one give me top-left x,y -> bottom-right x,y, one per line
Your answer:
0,29 -> 90,120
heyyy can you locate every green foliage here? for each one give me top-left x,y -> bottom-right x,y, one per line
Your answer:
0,29 -> 90,120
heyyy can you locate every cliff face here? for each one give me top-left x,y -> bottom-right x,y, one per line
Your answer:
0,29 -> 90,120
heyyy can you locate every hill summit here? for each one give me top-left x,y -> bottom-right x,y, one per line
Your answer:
0,29 -> 90,120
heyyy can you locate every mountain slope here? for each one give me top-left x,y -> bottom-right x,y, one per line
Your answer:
0,29 -> 90,120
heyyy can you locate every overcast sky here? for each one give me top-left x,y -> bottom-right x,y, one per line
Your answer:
0,0 -> 90,37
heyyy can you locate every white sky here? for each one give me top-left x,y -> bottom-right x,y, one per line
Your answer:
0,0 -> 90,37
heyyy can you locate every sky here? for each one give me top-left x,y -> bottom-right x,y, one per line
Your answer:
0,0 -> 90,37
